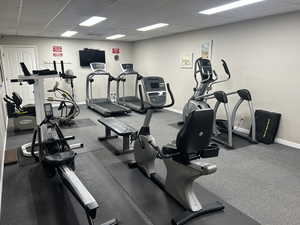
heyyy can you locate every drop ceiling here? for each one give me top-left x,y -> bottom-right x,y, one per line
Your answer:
0,0 -> 300,41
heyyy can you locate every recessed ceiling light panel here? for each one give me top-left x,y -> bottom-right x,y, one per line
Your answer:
137,23 -> 169,31
199,0 -> 265,15
79,16 -> 107,27
106,34 -> 126,40
61,31 -> 78,37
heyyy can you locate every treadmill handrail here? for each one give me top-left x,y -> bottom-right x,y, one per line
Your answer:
116,71 -> 143,107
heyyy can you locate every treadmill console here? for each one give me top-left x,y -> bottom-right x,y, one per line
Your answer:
90,62 -> 106,72
143,76 -> 166,107
120,63 -> 134,73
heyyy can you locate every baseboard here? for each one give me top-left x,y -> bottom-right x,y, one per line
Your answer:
168,108 -> 182,114
77,101 -> 86,105
235,127 -> 300,149
167,109 -> 300,150
275,138 -> 300,149
52,101 -> 86,107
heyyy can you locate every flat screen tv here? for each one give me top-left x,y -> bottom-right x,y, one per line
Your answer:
79,49 -> 106,67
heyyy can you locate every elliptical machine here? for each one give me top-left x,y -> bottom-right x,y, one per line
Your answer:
4,92 -> 36,131
181,57 -> 256,149
31,103 -> 118,225
181,57 -> 230,123
129,76 -> 224,225
47,81 -> 80,126
47,61 -> 80,126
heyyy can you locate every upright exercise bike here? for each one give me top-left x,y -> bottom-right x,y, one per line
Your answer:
130,76 -> 224,225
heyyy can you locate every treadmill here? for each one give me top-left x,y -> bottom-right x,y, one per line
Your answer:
116,64 -> 150,113
86,63 -> 131,117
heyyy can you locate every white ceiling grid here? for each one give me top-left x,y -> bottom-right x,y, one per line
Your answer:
0,0 -> 300,41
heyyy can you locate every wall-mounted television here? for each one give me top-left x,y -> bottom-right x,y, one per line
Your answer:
79,49 -> 106,67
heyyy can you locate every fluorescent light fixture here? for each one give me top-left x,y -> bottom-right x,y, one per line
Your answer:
199,0 -> 265,15
79,16 -> 107,27
106,34 -> 126,40
137,23 -> 169,31
61,31 -> 78,37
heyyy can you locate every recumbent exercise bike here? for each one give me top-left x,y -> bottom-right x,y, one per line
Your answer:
129,76 -> 224,225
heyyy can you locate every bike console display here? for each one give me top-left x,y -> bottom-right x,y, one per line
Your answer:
44,103 -> 54,120
142,76 -> 166,107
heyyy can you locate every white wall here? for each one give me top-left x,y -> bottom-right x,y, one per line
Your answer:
133,11 -> 300,144
0,36 -> 134,102
0,46 -> 8,213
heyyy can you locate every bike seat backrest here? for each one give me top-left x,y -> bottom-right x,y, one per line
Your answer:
175,109 -> 214,164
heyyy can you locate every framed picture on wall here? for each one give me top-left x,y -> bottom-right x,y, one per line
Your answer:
180,53 -> 193,69
201,40 -> 213,60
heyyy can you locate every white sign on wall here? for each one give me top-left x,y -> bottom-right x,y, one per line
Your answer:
201,40 -> 213,59
180,53 -> 193,69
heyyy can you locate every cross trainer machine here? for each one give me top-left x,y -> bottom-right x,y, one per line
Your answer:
4,92 -> 36,131
181,57 -> 230,123
182,57 -> 256,149
86,63 -> 131,117
116,64 -> 150,113
47,81 -> 80,126
30,102 -> 118,225
129,76 -> 224,225
195,89 -> 257,149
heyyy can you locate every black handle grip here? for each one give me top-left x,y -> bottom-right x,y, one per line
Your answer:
10,79 -> 20,83
164,83 -> 175,108
221,59 -> 231,78
213,70 -> 218,81
138,84 -> 145,110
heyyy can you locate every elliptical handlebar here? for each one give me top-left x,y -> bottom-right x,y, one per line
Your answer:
221,59 -> 231,79
165,83 -> 175,108
138,84 -> 145,110
207,59 -> 231,91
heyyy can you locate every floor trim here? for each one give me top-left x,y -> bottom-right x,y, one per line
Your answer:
168,108 -> 300,150
52,101 -> 86,107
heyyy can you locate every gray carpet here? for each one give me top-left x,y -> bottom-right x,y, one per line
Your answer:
3,105 -> 300,225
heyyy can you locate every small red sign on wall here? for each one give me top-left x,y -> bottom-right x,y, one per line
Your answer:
53,52 -> 63,57
53,45 -> 63,57
112,48 -> 120,54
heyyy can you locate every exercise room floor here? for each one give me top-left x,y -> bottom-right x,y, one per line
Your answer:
2,106 -> 300,225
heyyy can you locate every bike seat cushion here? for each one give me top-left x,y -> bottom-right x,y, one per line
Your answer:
162,143 -> 179,155
44,151 -> 75,166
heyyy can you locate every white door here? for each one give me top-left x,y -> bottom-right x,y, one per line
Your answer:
2,46 -> 38,105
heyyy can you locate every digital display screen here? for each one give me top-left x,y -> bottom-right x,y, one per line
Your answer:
121,64 -> 133,72
44,103 -> 53,118
79,49 -> 106,67
150,82 -> 159,89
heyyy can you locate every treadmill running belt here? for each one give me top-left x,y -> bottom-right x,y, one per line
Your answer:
95,102 -> 127,112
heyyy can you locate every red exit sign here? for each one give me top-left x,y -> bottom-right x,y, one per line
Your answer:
53,45 -> 62,52
112,48 -> 120,54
